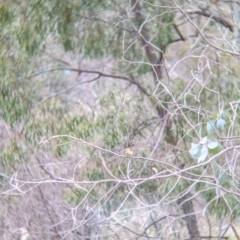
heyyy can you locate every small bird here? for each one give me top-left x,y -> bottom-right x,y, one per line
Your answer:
124,148 -> 133,157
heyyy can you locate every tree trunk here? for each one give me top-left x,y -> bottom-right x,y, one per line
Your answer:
130,0 -> 163,83
177,192 -> 201,240
131,2 -> 201,239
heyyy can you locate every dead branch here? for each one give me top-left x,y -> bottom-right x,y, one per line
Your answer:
185,9 -> 233,32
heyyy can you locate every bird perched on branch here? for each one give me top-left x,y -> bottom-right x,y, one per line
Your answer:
124,148 -> 133,157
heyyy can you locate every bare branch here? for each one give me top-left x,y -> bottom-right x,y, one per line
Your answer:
185,9 -> 233,32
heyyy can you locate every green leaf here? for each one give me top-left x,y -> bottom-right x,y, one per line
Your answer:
198,145 -> 208,163
208,140 -> 219,149
208,142 -> 224,155
190,137 -> 212,162
217,118 -> 226,130
207,120 -> 215,135
199,136 -> 208,145
218,110 -> 224,119
189,143 -> 201,159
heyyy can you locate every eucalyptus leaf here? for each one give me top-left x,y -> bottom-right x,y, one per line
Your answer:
208,140 -> 219,149
199,136 -> 208,145
189,143 -> 201,155
198,144 -> 209,163
207,120 -> 215,135
217,118 -> 226,130
218,110 -> 224,119
208,143 -> 224,155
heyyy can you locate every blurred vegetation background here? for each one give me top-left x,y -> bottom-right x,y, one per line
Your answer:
1,0 -> 240,239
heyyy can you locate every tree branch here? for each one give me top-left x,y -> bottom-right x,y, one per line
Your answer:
28,67 -> 150,103
185,9 -> 233,32
174,1 -> 240,56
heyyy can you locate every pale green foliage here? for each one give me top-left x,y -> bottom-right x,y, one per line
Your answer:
1,0 -> 240,239
189,138 -> 223,162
